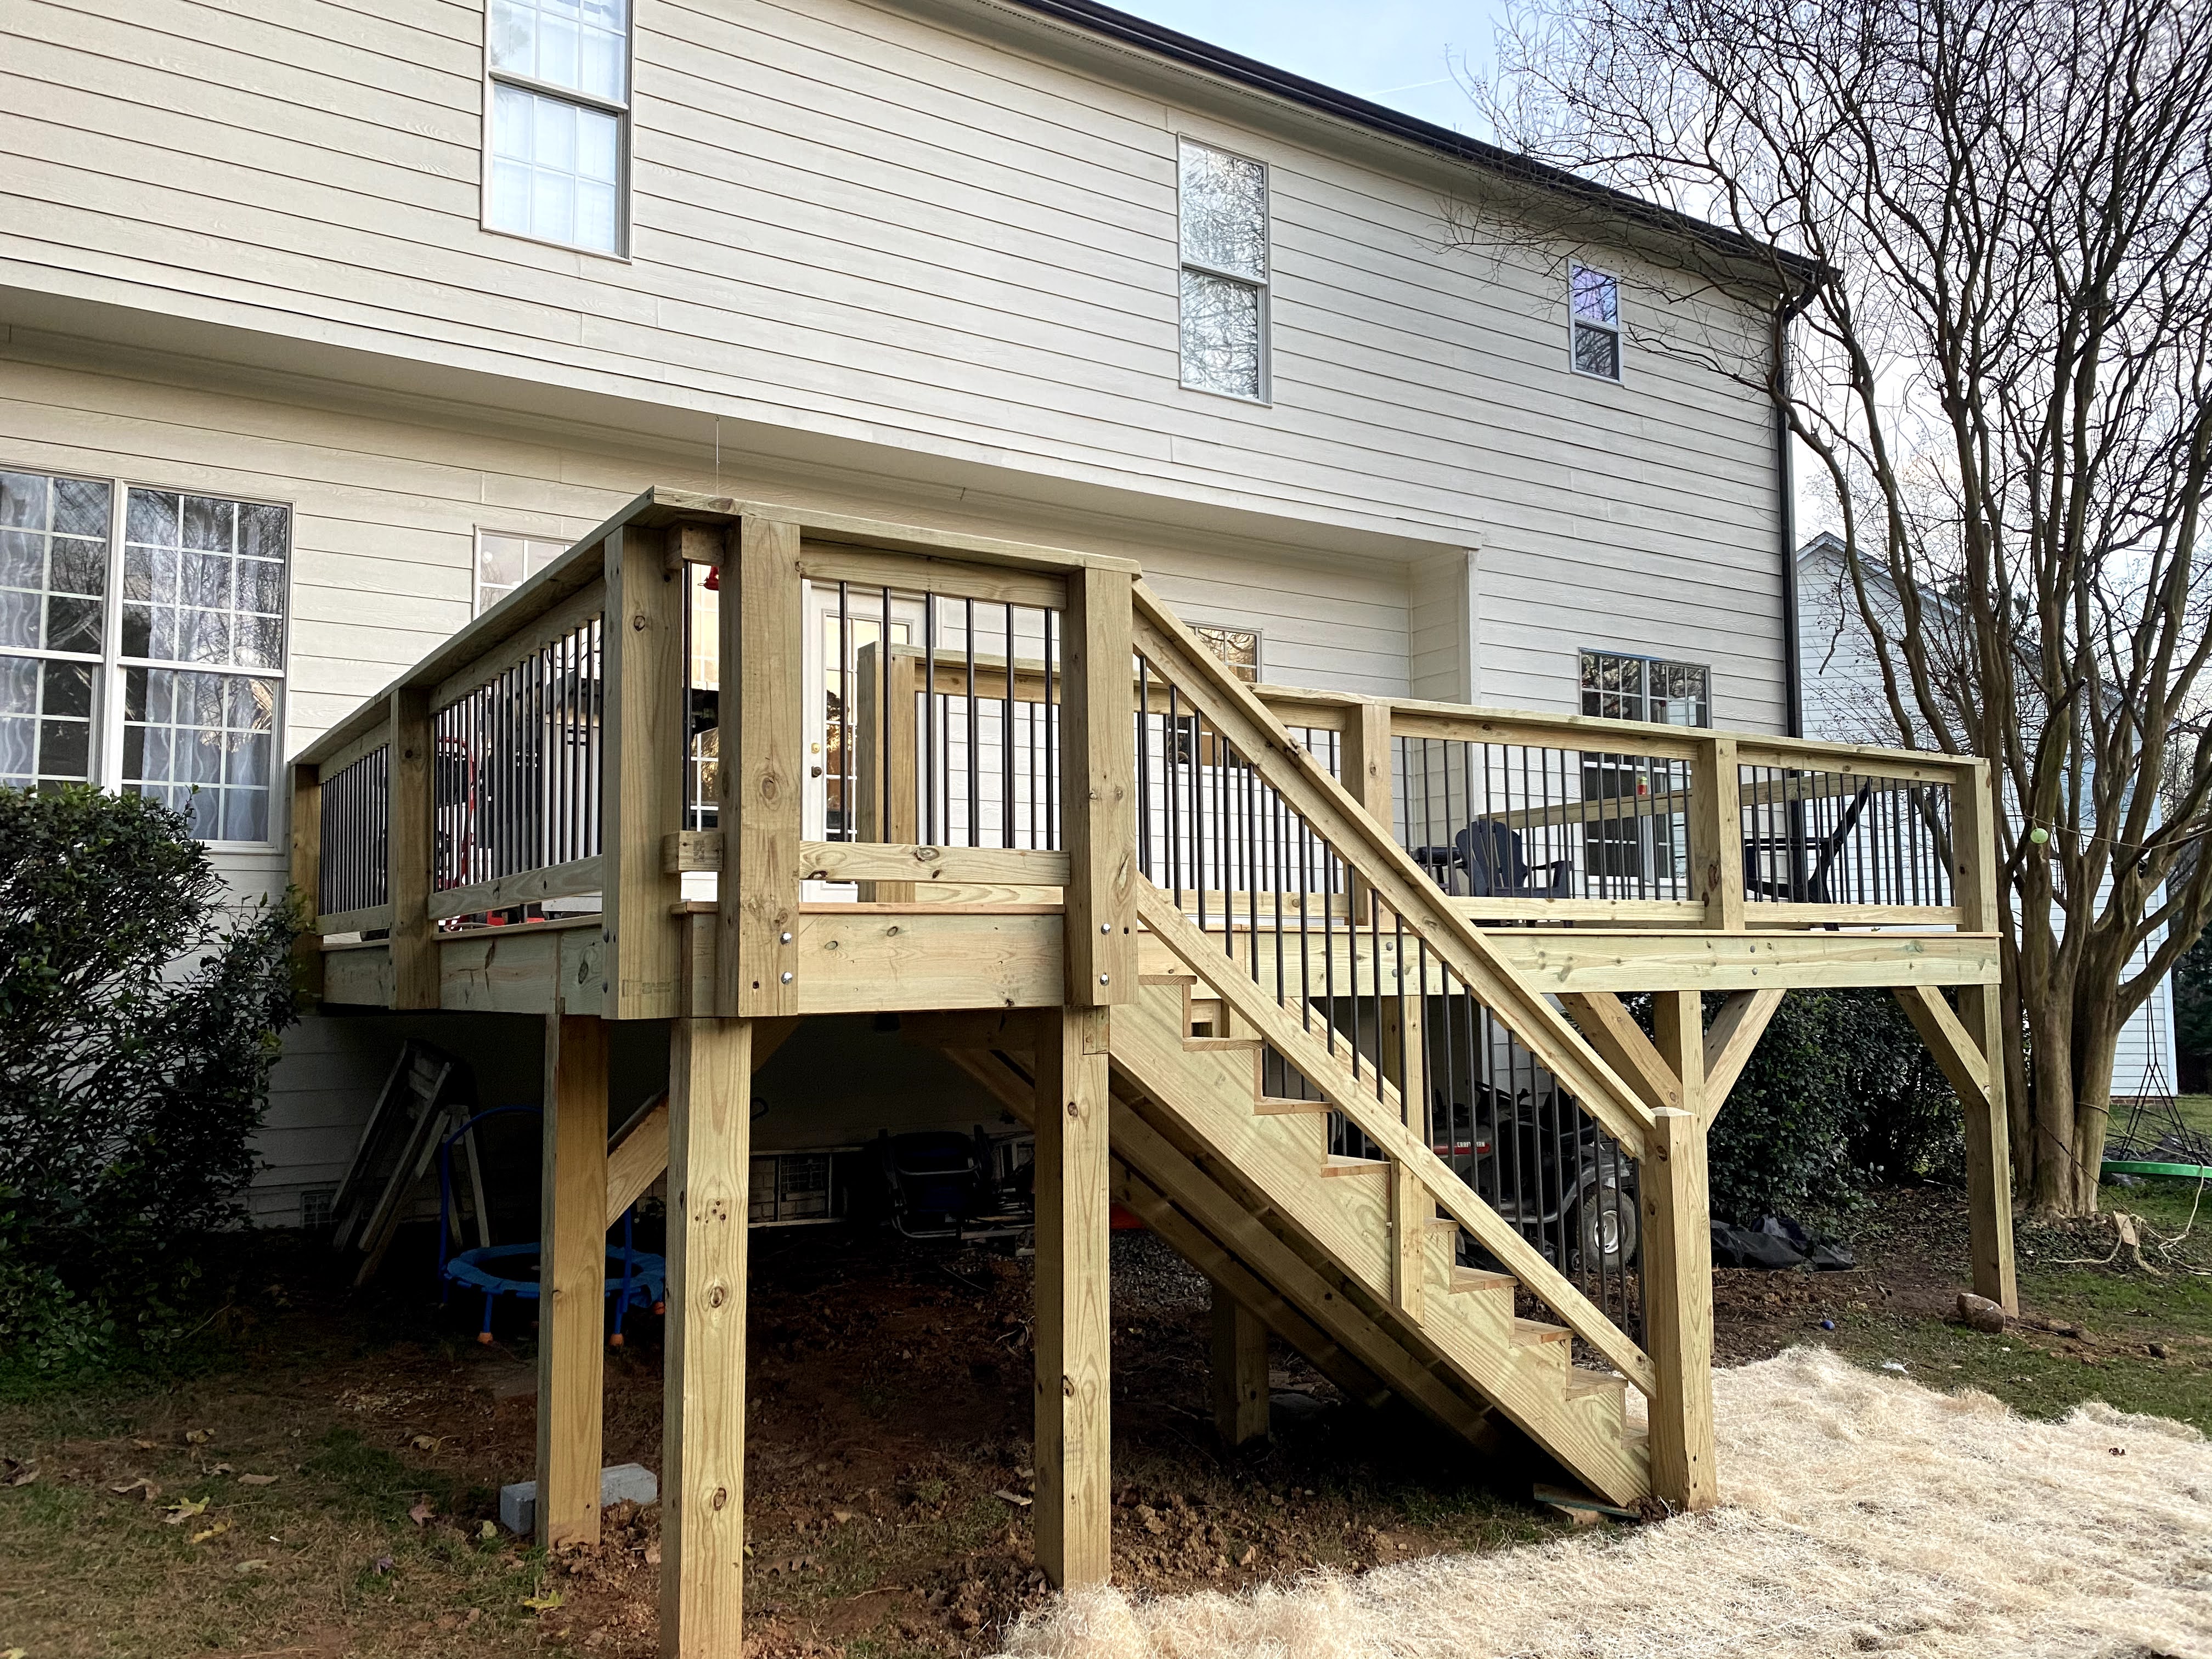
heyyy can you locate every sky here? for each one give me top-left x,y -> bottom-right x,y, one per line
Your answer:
1104,0 -> 1517,134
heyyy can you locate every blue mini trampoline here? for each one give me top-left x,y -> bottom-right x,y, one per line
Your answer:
437,1106 -> 665,1345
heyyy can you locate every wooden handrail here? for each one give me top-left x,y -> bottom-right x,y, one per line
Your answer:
1138,885 -> 1658,1395
1130,579 -> 1661,1154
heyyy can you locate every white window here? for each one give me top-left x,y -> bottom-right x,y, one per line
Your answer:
1,467 -> 289,844
1178,140 -> 1269,400
1570,263 -> 1622,382
476,529 -> 568,614
484,0 -> 629,256
1191,622 -> 1261,684
1579,650 -> 1708,727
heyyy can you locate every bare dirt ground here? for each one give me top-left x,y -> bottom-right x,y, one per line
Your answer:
3,1179 -> 2206,1658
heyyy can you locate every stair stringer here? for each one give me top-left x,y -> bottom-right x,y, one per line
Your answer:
928,1040 -> 1504,1452
1113,975 -> 1650,1506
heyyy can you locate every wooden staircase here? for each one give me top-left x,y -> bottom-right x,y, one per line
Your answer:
1111,966 -> 1649,1505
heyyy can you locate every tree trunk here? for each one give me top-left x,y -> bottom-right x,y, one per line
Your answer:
2066,972 -> 2124,1215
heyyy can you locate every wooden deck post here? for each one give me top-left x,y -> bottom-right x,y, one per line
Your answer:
387,685 -> 437,1009
1640,1104 -> 1716,1514
1033,1006 -> 1111,1585
1945,758 -> 2018,1314
662,1015 -> 753,1658
1339,696 -> 1393,923
538,1013 -> 610,1550
602,524 -> 685,1020
1689,735 -> 1745,932
853,640 -> 919,902
289,760 -> 323,1000
1062,568 -> 1135,1007
722,518 -> 805,1018
1208,1282 -> 1271,1447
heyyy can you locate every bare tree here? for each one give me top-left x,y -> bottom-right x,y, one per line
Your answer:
1458,0 -> 2212,1213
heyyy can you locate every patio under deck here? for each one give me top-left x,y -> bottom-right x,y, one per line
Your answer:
291,489 -> 2015,1659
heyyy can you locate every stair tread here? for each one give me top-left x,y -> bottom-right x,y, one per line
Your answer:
1255,1094 -> 1334,1114
1184,1037 -> 1262,1053
1139,972 -> 1197,986
1449,1267 -> 1516,1296
1566,1368 -> 1627,1397
1319,1154 -> 1388,1177
1513,1317 -> 1573,1346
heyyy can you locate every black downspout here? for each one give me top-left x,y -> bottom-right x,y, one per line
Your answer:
1774,291 -> 1812,740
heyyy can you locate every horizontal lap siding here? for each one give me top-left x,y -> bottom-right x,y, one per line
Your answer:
2,0 -> 1784,727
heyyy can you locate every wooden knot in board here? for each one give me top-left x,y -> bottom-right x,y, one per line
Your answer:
708,1284 -> 726,1309
1065,1100 -> 1080,1118
631,612 -> 647,631
712,1487 -> 729,1510
1061,1375 -> 1076,1397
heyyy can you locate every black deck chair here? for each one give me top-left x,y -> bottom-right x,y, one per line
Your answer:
1413,819 -> 1575,900
1742,780 -> 1875,903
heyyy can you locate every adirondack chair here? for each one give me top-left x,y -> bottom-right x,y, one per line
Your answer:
1741,780 -> 1875,903
1413,819 -> 1576,900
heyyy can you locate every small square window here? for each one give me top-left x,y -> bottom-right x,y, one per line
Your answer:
1570,263 -> 1623,383
476,529 -> 569,614
1192,622 -> 1261,684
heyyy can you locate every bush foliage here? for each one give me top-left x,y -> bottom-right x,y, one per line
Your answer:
0,785 -> 301,1371
1641,989 -> 1963,1223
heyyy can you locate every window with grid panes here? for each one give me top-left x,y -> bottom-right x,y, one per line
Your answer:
1577,650 -> 1707,891
1191,622 -> 1261,684
1570,263 -> 1623,382
484,0 -> 629,256
0,467 -> 289,844
476,529 -> 567,614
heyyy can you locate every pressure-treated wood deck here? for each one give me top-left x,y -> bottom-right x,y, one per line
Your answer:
291,489 -> 2015,1658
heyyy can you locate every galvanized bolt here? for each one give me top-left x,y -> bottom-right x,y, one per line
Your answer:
1099,922 -> 1112,934
780,930 -> 793,943
780,971 -> 794,984
1099,973 -> 1110,985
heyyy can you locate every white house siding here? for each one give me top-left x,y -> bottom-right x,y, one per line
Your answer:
1,0 -> 1787,728
1796,539 -> 2180,1097
1,0 -> 1793,1219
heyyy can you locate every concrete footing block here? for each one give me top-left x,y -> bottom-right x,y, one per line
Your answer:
499,1463 -> 659,1535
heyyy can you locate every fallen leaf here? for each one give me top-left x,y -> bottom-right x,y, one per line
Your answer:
183,1429 -> 212,1446
191,1520 -> 232,1544
374,1555 -> 395,1576
110,1478 -> 160,1502
831,1508 -> 855,1524
210,1463 -> 234,1476
163,1497 -> 210,1525
521,1590 -> 565,1612
131,1438 -> 156,1450
408,1434 -> 441,1453
992,1489 -> 1033,1509
409,1499 -> 436,1527
235,1559 -> 269,1573
2,1462 -> 37,1488
478,1520 -> 500,1542
238,1474 -> 278,1487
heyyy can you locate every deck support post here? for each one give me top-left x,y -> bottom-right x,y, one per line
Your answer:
1690,736 -> 1746,932
1033,1006 -> 1111,1586
537,1013 -> 610,1549
1640,1102 -> 1716,1514
1208,1282 -> 1271,1448
723,518 -> 805,1018
1896,985 -> 2018,1315
662,1015 -> 753,1658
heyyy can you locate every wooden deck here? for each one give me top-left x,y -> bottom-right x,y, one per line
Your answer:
290,488 -> 2015,1656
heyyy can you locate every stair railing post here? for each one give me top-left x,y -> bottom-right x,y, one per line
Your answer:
1948,757 -> 2017,1313
1062,567 -> 1135,1007
290,759 -> 324,1000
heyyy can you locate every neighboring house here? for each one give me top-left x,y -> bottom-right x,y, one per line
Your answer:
1796,531 -> 2180,1099
2,0 -> 1806,1222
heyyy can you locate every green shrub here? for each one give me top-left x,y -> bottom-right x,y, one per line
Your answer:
1633,989 -> 1962,1223
0,785 -> 301,1372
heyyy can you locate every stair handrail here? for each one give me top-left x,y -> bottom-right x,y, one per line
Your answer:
1136,884 -> 1658,1395
1130,580 -> 1662,1156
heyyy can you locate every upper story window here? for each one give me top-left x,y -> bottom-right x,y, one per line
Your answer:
2,468 -> 289,844
1570,264 -> 1623,382
1192,623 -> 1261,684
476,529 -> 568,613
1581,650 -> 1709,726
484,0 -> 630,256
1178,140 -> 1269,401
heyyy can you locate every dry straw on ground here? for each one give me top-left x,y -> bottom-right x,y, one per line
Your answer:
998,1347 -> 2212,1659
